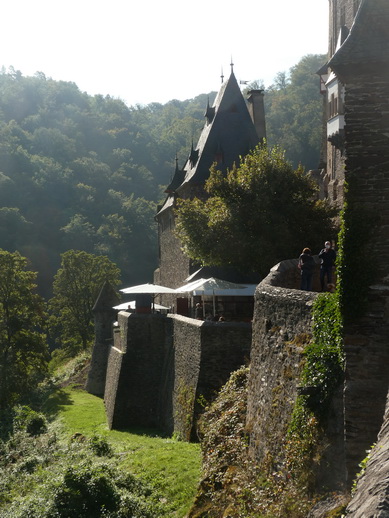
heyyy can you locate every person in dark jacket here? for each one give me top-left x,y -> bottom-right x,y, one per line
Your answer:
298,247 -> 315,291
318,241 -> 336,291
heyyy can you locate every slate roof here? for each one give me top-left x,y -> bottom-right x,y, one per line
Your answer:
329,0 -> 389,77
157,70 -> 260,217
92,281 -> 120,313
178,70 -> 259,189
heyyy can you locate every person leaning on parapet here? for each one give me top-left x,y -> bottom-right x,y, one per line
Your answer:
318,241 -> 337,291
298,247 -> 315,291
195,302 -> 203,320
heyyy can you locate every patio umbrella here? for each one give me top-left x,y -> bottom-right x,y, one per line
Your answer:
120,283 -> 176,312
120,283 -> 177,294
176,277 -> 248,316
113,301 -> 170,311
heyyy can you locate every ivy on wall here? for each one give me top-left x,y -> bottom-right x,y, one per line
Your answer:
336,185 -> 376,324
286,291 -> 344,487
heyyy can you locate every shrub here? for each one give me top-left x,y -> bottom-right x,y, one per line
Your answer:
13,406 -> 47,436
88,434 -> 113,457
51,464 -> 120,516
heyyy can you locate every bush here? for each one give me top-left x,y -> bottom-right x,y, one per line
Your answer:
51,464 -> 120,516
13,406 -> 47,436
88,434 -> 113,457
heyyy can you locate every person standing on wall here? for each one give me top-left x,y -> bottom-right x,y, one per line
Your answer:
298,247 -> 315,291
318,241 -> 337,291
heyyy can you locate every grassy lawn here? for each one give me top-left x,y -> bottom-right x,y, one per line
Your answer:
45,386 -> 202,517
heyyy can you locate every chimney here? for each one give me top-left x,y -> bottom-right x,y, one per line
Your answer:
247,90 -> 266,142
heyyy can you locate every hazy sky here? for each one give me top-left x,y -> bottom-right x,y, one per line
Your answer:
2,0 -> 329,106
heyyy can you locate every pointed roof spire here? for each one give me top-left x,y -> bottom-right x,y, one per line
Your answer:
165,155 -> 185,193
230,57 -> 234,74
189,140 -> 199,167
205,96 -> 215,123
93,281 -> 120,312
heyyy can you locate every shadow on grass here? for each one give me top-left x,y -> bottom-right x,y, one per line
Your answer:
113,425 -> 169,438
43,388 -> 75,417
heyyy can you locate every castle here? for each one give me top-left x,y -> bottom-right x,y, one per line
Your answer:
87,0 -> 389,514
153,65 -> 266,299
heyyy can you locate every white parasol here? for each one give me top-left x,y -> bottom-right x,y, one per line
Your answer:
120,283 -> 177,294
176,277 -> 251,316
120,283 -> 176,312
113,301 -> 170,311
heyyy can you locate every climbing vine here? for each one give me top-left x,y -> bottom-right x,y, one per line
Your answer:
336,184 -> 376,324
286,291 -> 344,486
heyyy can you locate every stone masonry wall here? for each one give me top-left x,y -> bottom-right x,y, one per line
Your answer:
171,315 -> 251,440
246,261 -> 346,489
104,312 -> 251,437
337,75 -> 389,482
246,276 -> 318,466
265,256 -> 322,292
154,211 -> 192,309
104,312 -> 173,430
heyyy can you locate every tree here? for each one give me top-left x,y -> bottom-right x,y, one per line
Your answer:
175,145 -> 336,277
0,250 -> 48,409
264,54 -> 326,170
49,250 -> 121,351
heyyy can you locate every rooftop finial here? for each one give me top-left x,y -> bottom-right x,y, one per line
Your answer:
230,57 -> 234,74
221,67 -> 224,83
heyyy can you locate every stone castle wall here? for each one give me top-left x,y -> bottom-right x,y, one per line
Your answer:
104,312 -> 172,430
338,76 -> 389,481
246,262 -> 346,490
103,312 -> 251,437
154,210 -> 192,309
172,315 -> 251,439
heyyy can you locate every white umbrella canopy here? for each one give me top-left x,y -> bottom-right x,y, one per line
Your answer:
176,277 -> 251,317
120,283 -> 177,294
120,283 -> 176,314
113,301 -> 170,311
176,277 -> 248,295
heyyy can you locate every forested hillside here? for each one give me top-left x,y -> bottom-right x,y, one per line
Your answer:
0,54 -> 324,297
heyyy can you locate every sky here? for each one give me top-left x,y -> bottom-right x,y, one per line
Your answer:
2,0 -> 329,107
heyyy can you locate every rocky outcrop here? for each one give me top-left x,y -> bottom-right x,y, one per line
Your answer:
345,390 -> 389,517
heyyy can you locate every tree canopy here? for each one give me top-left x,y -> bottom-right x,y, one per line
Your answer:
0,55 -> 325,296
49,250 -> 121,351
175,145 -> 335,277
0,250 -> 48,409
262,54 -> 326,170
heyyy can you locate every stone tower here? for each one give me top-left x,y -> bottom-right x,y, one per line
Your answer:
154,67 -> 266,297
327,0 -> 389,482
320,0 -> 362,207
86,281 -> 120,396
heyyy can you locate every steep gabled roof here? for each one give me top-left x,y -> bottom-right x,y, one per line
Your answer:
178,71 -> 259,190
329,0 -> 389,79
156,69 -> 260,218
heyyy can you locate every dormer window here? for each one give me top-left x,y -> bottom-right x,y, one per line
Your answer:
205,105 -> 215,124
189,147 -> 199,167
